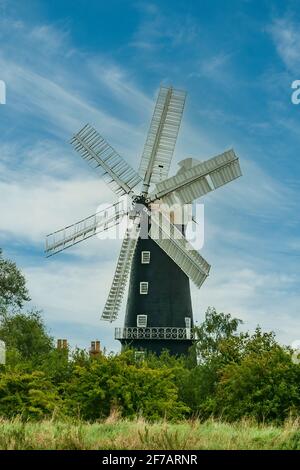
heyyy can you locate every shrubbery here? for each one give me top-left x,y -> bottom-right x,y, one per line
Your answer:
1,308 -> 299,423
1,249 -> 300,423
0,370 -> 63,419
0,348 -> 189,421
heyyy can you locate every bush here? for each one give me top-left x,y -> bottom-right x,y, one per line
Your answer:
65,351 -> 189,421
0,370 -> 63,419
213,346 -> 300,423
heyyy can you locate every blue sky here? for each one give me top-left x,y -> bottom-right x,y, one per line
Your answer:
0,0 -> 300,351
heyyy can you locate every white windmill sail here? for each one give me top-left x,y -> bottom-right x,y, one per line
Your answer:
101,217 -> 140,322
45,201 -> 126,257
45,84 -> 243,334
149,149 -> 242,205
71,124 -> 142,196
139,86 -> 186,194
149,212 -> 210,288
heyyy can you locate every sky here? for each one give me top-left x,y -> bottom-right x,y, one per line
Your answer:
0,0 -> 300,352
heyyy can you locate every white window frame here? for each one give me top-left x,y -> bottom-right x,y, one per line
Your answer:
140,281 -> 149,294
141,251 -> 151,264
137,314 -> 148,327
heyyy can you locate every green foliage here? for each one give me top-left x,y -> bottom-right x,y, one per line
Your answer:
178,310 -> 300,423
176,307 -> 244,418
0,310 -> 54,363
0,249 -> 30,311
1,303 -> 299,424
38,348 -> 72,385
194,306 -> 242,362
0,370 -> 63,419
65,350 -> 189,421
1,250 -> 300,425
213,343 -> 300,423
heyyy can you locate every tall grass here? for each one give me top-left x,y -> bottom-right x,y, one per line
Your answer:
0,416 -> 300,450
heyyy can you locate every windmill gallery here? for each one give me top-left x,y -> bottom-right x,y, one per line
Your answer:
45,86 -> 242,356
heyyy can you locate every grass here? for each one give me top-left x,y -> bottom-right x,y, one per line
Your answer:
0,416 -> 300,450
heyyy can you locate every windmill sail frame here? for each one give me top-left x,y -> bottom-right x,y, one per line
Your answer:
149,149 -> 242,205
139,86 -> 186,195
45,85 -> 242,337
45,201 -> 126,257
101,217 -> 141,322
71,124 -> 142,197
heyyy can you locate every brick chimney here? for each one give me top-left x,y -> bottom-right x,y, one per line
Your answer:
57,339 -> 68,350
89,340 -> 101,357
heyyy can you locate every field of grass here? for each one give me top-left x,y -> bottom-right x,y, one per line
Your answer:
1,416 -> 300,450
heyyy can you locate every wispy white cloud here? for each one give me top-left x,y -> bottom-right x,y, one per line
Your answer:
207,156 -> 295,219
0,176 -> 113,242
87,60 -> 152,115
0,17 -> 150,350
268,16 -> 300,73
192,256 -> 300,347
25,246 -> 123,351
28,24 -> 72,55
1,9 -> 299,352
189,52 -> 233,82
0,55 -> 142,144
131,4 -> 201,50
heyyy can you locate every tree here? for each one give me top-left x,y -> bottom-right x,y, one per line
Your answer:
214,345 -> 300,423
0,310 -> 54,363
194,307 -> 242,363
184,307 -> 243,417
0,249 -> 30,311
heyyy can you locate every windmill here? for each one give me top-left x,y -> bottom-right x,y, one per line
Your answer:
45,86 -> 242,356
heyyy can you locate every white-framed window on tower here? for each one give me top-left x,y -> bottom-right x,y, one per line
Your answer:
140,281 -> 149,294
137,314 -> 147,327
141,251 -> 150,264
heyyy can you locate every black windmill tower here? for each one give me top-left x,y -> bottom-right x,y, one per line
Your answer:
45,86 -> 242,356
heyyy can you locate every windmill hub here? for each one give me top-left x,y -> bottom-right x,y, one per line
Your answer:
45,85 -> 242,357
132,194 -> 147,206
